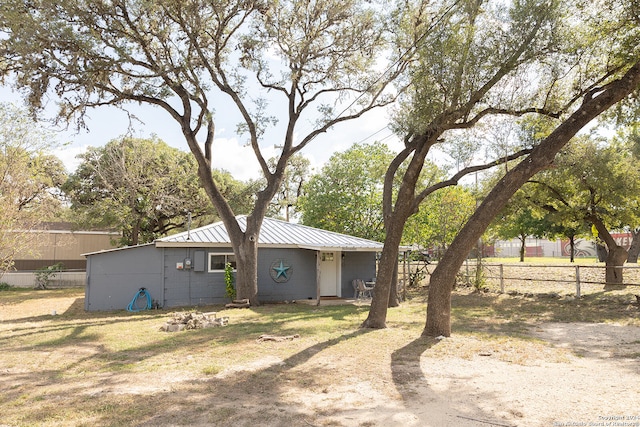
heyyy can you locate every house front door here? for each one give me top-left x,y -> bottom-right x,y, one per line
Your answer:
319,251 -> 340,297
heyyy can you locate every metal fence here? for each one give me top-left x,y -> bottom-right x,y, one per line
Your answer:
458,261 -> 640,297
0,271 -> 86,288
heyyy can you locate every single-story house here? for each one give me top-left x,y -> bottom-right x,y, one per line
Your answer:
84,216 -> 383,311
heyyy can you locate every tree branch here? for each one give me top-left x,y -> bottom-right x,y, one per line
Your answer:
413,147 -> 534,209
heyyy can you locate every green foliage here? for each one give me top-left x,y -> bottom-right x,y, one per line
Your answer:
404,186 -> 476,258
299,142 -> 395,241
261,154 -> 311,222
0,103 -> 67,275
62,137 -> 214,246
224,262 -> 236,300
0,0 -> 405,302
529,135 -> 640,234
473,260 -> 487,292
0,282 -> 13,291
34,262 -> 64,290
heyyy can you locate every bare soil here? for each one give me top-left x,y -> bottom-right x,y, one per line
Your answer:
1,287 -> 640,427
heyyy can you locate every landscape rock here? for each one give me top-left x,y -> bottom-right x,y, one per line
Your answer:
160,311 -> 229,332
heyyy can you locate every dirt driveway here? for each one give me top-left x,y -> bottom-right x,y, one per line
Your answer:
2,289 -> 640,427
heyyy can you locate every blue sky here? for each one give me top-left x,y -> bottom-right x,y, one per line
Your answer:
1,84 -> 402,181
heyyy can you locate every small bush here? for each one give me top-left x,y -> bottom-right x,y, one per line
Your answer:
224,262 -> 236,300
34,262 -> 65,289
0,282 -> 13,291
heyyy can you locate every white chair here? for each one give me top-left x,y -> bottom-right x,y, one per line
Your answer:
351,279 -> 360,299
356,279 -> 374,299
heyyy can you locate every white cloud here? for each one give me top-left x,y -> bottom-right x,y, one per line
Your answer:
55,144 -> 90,174
210,137 -> 264,181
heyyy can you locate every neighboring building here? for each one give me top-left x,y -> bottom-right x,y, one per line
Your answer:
10,222 -> 121,270
490,232 -> 634,258
84,216 -> 382,311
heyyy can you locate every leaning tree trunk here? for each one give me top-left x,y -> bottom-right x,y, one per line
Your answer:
591,217 -> 628,286
361,225 -> 405,328
424,62 -> 640,337
362,141 -> 431,328
604,246 -> 628,286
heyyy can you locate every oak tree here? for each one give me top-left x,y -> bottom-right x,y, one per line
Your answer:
361,0 -> 640,336
1,0 -> 404,303
0,103 -> 66,274
63,136 -> 214,245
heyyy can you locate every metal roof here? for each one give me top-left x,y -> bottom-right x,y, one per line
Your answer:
156,216 -> 383,251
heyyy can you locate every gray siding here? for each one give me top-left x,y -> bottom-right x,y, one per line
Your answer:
85,245 -> 163,311
257,248 -> 317,302
86,244 -> 378,311
162,247 -> 231,307
341,252 -> 377,298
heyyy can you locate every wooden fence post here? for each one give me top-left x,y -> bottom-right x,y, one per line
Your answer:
575,265 -> 581,298
500,264 -> 504,293
465,259 -> 470,285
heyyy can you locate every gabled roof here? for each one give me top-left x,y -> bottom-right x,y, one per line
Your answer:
156,216 -> 383,252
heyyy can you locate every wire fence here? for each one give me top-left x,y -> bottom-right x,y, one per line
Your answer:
457,260 -> 640,297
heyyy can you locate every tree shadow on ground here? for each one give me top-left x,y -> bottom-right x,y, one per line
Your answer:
5,327 -> 381,427
390,337 -> 518,427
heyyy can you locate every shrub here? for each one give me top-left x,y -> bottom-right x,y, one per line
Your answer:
224,262 -> 236,300
34,262 -> 65,289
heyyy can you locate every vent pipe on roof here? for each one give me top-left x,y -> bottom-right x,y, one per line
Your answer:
187,212 -> 192,240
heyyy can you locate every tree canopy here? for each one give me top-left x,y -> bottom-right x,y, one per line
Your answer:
299,143 -> 395,242
360,0 -> 640,335
403,186 -> 476,259
0,103 -> 66,274
63,136 -> 214,245
522,134 -> 640,281
0,0 -> 405,304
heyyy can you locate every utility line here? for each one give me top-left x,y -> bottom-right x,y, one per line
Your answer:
297,0 -> 463,149
332,0 -> 463,121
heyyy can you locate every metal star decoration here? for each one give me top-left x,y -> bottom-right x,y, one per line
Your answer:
273,260 -> 290,279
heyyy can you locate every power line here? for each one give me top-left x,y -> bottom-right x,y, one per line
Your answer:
355,126 -> 390,144
297,0 -> 463,149
332,0 -> 463,121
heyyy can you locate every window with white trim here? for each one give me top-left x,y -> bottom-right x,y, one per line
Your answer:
208,253 -> 237,272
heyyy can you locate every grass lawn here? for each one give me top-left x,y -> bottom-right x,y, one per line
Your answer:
1,286 -> 639,426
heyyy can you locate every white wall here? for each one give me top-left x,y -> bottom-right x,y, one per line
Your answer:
1,272 -> 86,288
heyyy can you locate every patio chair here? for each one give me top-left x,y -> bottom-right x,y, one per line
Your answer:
356,279 -> 374,299
352,279 -> 360,299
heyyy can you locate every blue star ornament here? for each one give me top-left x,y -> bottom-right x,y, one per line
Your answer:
273,261 -> 290,279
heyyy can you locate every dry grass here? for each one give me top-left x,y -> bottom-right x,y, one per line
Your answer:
1,285 -> 639,426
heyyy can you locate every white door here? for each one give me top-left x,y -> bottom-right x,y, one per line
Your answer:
319,251 -> 340,297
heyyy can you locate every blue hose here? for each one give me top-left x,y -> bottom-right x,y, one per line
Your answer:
127,287 -> 152,312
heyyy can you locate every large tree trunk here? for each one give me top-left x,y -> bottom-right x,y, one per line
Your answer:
424,62 -> 640,337
591,217 -> 628,286
604,246 -> 628,285
627,229 -> 640,263
362,142 -> 431,329
183,129 -> 286,307
519,235 -> 525,262
233,233 -> 260,306
361,224 -> 405,328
